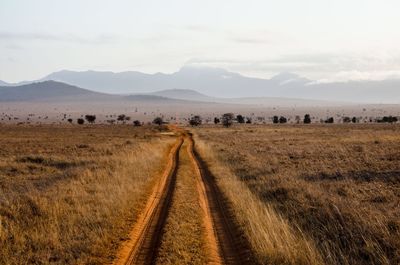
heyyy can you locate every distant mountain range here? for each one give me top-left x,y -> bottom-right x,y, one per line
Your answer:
1,66 -> 400,103
0,80 -> 351,109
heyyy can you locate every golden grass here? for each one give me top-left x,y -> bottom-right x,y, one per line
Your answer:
193,124 -> 400,265
194,137 -> 323,265
154,140 -> 207,265
0,125 -> 174,264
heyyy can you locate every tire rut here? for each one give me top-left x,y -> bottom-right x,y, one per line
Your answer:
187,133 -> 254,265
113,129 -> 254,265
113,137 -> 183,265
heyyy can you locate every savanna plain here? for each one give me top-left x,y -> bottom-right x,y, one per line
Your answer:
1,123 -> 399,265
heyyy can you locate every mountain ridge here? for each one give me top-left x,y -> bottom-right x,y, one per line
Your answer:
1,66 -> 400,103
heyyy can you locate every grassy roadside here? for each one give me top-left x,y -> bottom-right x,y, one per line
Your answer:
0,125 -> 174,264
193,124 -> 400,265
193,132 -> 323,265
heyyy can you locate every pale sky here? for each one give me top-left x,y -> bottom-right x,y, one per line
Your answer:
1,0 -> 400,83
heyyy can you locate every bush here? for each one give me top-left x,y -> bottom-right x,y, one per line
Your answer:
279,116 -> 287,124
189,115 -> 202,126
343,117 -> 351,123
117,114 -> 126,122
133,120 -> 141,126
153,117 -> 163,125
214,117 -> 220,124
222,113 -> 234,127
377,116 -> 398,123
352,117 -> 358,123
304,114 -> 311,124
77,118 -> 85,125
246,117 -> 252,124
236,114 -> 245,124
85,115 -> 96,124
325,117 -> 334,123
67,118 -> 73,123
273,116 -> 279,124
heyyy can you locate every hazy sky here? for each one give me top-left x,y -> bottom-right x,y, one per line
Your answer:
1,0 -> 400,82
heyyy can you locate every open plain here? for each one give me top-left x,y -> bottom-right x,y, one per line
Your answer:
0,123 -> 399,265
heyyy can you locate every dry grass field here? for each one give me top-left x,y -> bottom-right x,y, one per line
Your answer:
0,124 -> 174,264
194,124 -> 400,265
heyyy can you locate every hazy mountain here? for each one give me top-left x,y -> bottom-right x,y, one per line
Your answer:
37,66 -> 315,97
0,80 -> 208,104
148,89 -> 215,102
0,80 -> 10,86
0,81 -> 112,102
3,66 -> 400,103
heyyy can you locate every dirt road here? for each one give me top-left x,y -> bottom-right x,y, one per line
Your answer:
113,130 -> 252,265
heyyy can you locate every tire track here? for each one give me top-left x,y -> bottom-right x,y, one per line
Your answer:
113,129 -> 253,265
113,137 -> 183,265
186,133 -> 254,265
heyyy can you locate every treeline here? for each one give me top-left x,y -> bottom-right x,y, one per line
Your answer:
1,111 -> 399,126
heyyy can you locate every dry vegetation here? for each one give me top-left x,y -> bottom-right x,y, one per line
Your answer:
154,140 -> 207,265
194,124 -> 400,265
0,124 -> 174,264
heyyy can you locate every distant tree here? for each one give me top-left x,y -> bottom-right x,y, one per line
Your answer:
378,116 -> 398,123
85,115 -> 96,124
189,115 -> 202,126
236,114 -> 245,124
221,113 -> 234,127
153,117 -> 163,125
304,114 -> 311,124
133,120 -> 141,126
117,114 -> 126,122
214,117 -> 220,124
246,117 -> 252,124
279,116 -> 287,124
273,116 -> 279,124
343,117 -> 351,123
67,118 -> 73,123
77,118 -> 85,125
325,117 -> 334,123
352,117 -> 358,123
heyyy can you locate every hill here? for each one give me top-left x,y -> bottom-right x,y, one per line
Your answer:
148,89 -> 215,102
0,81 -> 112,102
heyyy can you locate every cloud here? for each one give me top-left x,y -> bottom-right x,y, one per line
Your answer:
3,43 -> 23,50
310,70 -> 400,84
230,37 -> 270,44
185,52 -> 400,82
0,32 -> 117,44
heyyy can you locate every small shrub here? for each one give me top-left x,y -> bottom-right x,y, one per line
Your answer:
279,116 -> 287,124
85,115 -> 96,124
153,117 -> 163,126
325,117 -> 334,124
222,113 -> 234,127
236,114 -> 245,124
304,114 -> 311,124
189,115 -> 202,126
